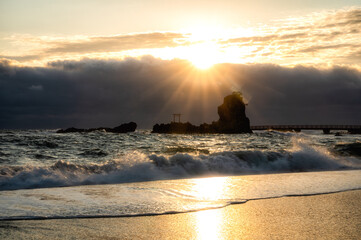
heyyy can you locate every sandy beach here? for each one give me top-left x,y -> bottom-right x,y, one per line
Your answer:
1,189 -> 360,239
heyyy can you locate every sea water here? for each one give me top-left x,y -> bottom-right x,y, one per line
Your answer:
0,130 -> 360,220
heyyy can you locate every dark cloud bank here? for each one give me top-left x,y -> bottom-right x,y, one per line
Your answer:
1,57 -> 360,129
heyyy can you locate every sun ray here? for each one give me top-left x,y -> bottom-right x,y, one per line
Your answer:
155,62 -> 197,120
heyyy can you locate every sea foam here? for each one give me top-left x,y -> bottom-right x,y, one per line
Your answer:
0,137 -> 359,191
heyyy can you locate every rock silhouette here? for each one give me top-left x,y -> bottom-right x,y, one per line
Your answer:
57,122 -> 137,133
152,92 -> 252,134
217,92 -> 252,133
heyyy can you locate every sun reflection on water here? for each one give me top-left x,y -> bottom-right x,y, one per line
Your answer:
191,177 -> 229,240
190,176 -> 228,201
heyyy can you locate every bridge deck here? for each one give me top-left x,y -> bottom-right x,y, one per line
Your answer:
251,125 -> 361,130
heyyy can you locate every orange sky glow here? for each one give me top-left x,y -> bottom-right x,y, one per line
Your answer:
0,1 -> 360,70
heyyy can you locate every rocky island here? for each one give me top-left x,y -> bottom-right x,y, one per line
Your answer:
57,122 -> 137,133
152,92 -> 252,134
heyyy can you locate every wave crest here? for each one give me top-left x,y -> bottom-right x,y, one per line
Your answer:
0,139 -> 360,190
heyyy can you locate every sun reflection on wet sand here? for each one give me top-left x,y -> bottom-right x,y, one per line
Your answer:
190,177 -> 229,239
196,209 -> 224,240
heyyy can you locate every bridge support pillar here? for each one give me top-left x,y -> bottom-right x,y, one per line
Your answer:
323,129 -> 330,134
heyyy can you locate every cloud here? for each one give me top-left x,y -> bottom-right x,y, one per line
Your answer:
45,32 -> 188,54
1,58 -> 360,129
1,7 -> 360,68
236,64 -> 361,125
218,7 -> 361,66
320,8 -> 361,28
298,44 -> 361,53
0,32 -> 189,64
29,85 -> 43,91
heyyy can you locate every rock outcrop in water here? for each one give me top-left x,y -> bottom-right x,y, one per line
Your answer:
57,122 -> 137,133
152,92 -> 252,134
217,92 -> 252,133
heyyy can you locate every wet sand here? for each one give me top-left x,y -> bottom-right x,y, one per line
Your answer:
1,190 -> 360,239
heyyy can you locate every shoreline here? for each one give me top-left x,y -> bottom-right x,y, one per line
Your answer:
1,189 -> 360,239
1,187 -> 360,221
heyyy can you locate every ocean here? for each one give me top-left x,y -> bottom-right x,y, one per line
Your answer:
0,130 -> 360,220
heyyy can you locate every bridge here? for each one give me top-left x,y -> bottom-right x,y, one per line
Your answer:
250,125 -> 361,134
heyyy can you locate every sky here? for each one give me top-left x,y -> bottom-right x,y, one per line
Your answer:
0,0 -> 361,129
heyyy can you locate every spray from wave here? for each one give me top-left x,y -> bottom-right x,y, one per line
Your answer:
0,137 -> 360,190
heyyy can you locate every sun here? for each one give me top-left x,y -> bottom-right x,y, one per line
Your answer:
186,42 -> 220,69
191,55 -> 216,69
140,24 -> 250,69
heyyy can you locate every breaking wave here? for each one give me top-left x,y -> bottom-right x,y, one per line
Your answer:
333,141 -> 361,157
1,138 -> 360,191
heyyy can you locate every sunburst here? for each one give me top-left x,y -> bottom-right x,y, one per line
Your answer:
185,42 -> 220,69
